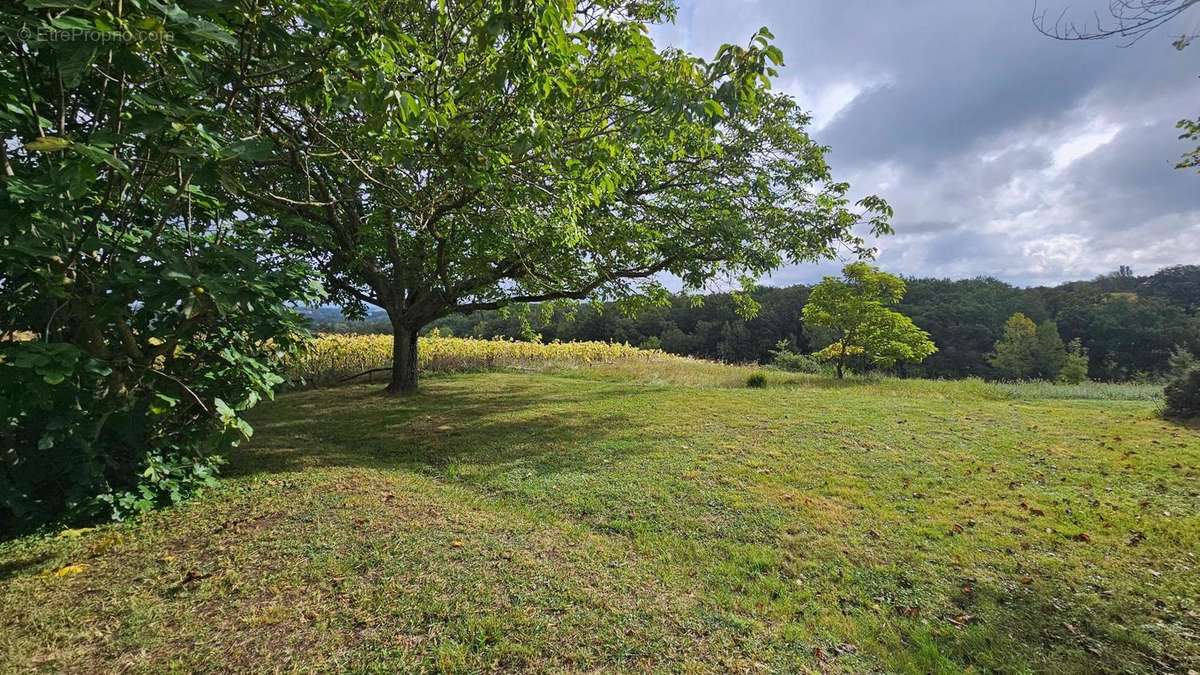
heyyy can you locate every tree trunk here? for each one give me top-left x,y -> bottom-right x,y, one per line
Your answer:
386,324 -> 420,395
836,359 -> 844,379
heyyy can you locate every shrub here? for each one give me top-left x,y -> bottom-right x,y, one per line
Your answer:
1058,339 -> 1090,385
769,339 -> 825,374
1168,346 -> 1198,378
1,274 -> 316,534
774,352 -> 826,374
639,336 -> 664,351
746,372 -> 769,388
1163,369 -> 1200,420
0,2 -> 322,534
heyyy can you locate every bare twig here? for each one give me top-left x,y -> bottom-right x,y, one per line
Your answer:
1033,0 -> 1200,46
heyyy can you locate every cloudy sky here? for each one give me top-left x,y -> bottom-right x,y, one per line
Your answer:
652,0 -> 1200,287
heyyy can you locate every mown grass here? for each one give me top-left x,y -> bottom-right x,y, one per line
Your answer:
1,368 -> 1196,673
562,358 -> 1163,403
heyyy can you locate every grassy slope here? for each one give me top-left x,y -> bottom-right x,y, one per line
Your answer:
1,372 -> 1197,674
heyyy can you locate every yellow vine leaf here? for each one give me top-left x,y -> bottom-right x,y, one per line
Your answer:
50,564 -> 87,577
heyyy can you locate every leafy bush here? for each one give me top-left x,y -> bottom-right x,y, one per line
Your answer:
0,258 -> 318,532
769,339 -> 825,374
1163,369 -> 1200,420
746,372 -> 768,388
1168,346 -> 1198,378
639,336 -> 664,351
0,2 -> 322,534
1058,339 -> 1090,385
774,352 -> 827,374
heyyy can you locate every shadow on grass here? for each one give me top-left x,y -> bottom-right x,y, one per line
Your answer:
937,575 -> 1185,673
227,376 -> 643,482
0,552 -> 52,581
1162,415 -> 1200,431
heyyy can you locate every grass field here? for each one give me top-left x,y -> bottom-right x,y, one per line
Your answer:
1,367 -> 1196,673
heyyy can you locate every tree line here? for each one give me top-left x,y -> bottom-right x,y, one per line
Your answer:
307,264 -> 1200,382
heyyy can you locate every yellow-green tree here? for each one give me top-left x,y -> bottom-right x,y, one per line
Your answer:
989,313 -> 1039,379
802,263 -> 937,378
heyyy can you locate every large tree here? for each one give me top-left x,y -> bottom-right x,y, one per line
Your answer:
802,263 -> 936,379
231,0 -> 892,393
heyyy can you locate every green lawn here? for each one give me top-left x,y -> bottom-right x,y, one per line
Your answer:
2,372 -> 1197,673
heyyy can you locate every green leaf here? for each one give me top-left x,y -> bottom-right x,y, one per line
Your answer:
702,100 -> 726,118
56,44 -> 99,88
71,143 -> 131,175
42,371 -> 68,385
49,16 -> 93,31
220,137 -> 275,162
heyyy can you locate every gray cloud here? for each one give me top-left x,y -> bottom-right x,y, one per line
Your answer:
655,0 -> 1200,286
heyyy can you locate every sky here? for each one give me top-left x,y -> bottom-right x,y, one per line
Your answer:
651,0 -> 1200,288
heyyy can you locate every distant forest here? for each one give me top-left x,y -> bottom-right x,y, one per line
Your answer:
305,265 -> 1200,382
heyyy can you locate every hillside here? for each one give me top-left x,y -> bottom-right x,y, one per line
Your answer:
2,370 -> 1196,673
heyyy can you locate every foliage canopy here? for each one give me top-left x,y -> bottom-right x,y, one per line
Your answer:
230,0 -> 891,392
801,263 -> 936,378
1,0 -> 322,532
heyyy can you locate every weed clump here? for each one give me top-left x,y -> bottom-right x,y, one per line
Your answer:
746,372 -> 768,388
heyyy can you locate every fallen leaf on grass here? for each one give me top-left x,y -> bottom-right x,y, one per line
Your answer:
178,569 -> 209,586
49,564 -> 87,577
948,613 -> 976,627
833,643 -> 857,655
